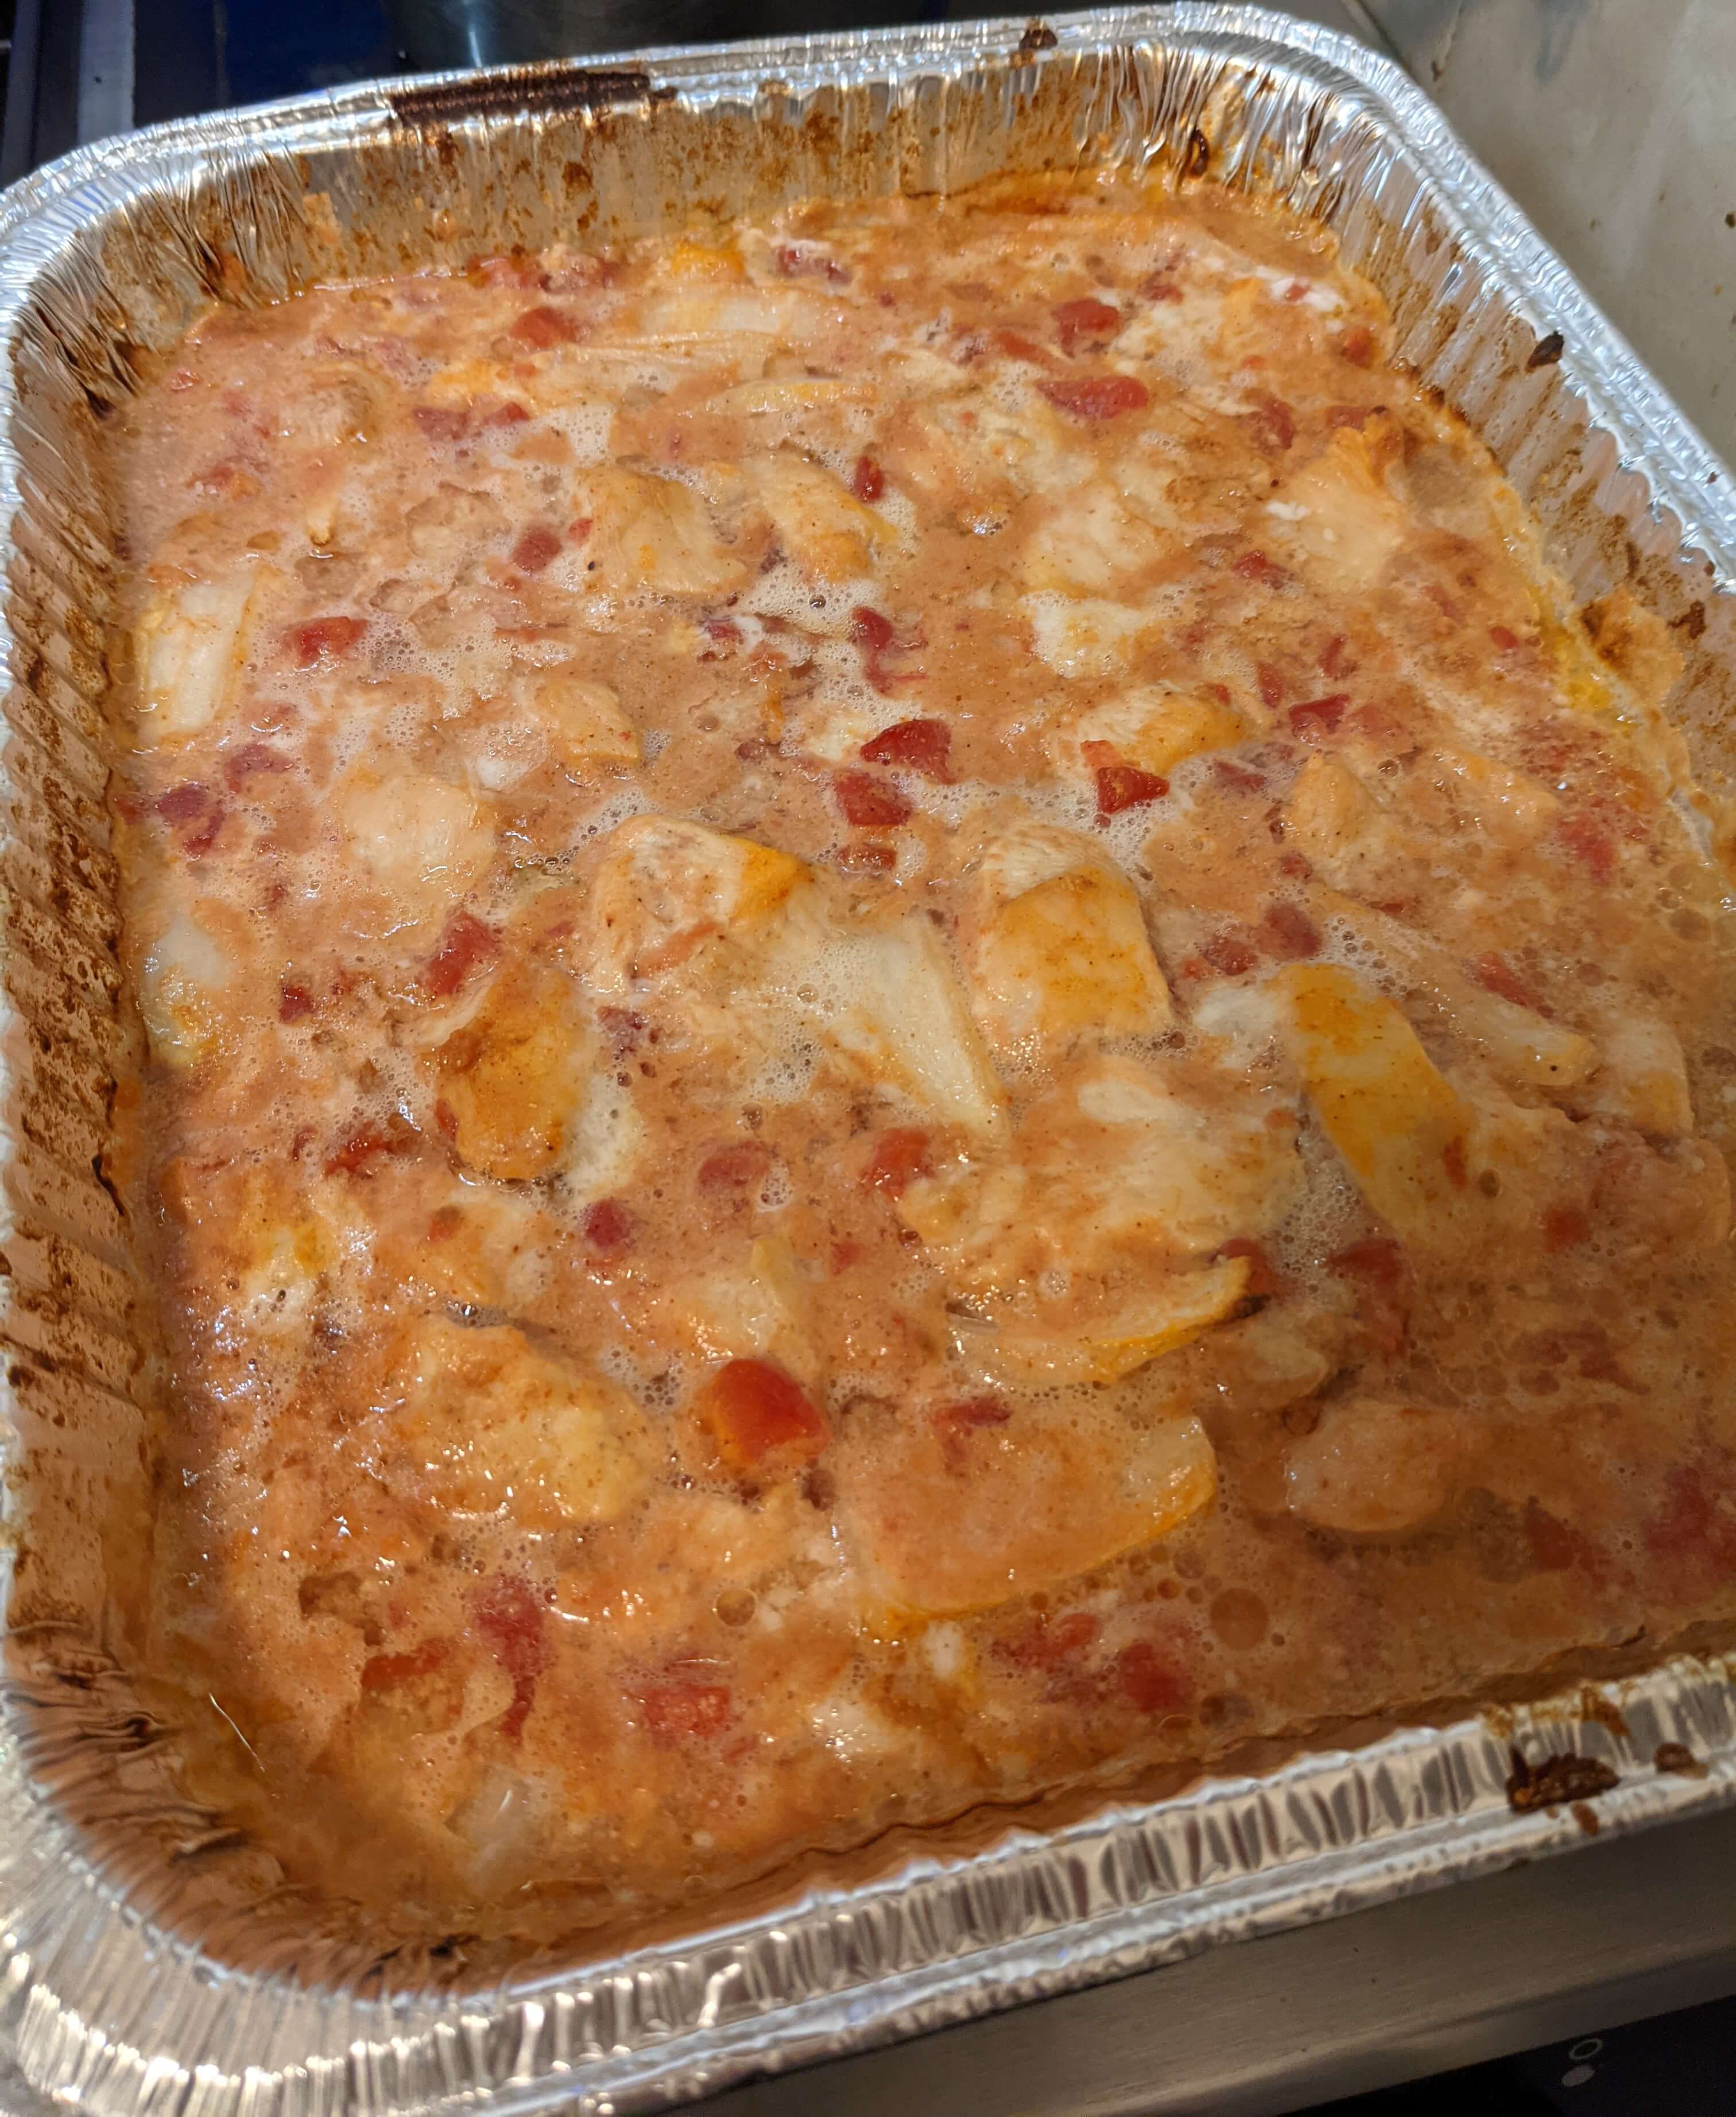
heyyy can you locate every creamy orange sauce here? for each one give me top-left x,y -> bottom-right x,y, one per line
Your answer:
109,175 -> 1736,1934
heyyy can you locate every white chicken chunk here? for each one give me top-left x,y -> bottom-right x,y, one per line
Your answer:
962,821 -> 1173,1061
138,906 -> 238,1066
580,467 -> 746,596
1024,594 -> 1157,680
1575,1012 -> 1694,1135
1285,1398 -> 1464,1536
1056,684 -> 1251,781
332,767 -> 493,940
1020,485 -> 1171,596
584,815 -> 807,988
1267,422 -> 1409,594
1283,754 -> 1424,903
525,672 -> 642,771
133,573 -> 262,746
749,452 -> 897,583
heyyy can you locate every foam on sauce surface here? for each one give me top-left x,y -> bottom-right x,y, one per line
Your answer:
108,175 -> 1736,1933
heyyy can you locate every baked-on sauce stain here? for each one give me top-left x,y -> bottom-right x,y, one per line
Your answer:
107,173 -> 1736,1935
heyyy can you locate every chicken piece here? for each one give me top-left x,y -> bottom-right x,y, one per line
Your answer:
879,391 -> 1072,532
963,823 -> 1172,1061
1277,961 -> 1474,1249
383,1318 -> 653,1529
678,1236 -> 817,1379
838,1402 -> 1216,1617
962,1258 -> 1252,1385
404,483 -> 508,568
1283,754 -> 1423,903
137,906 -> 239,1067
1284,1398 -> 1464,1536
584,815 -> 808,988
1574,1012 -> 1694,1136
1582,584 -> 1685,711
1268,420 -> 1408,594
1427,747 -> 1559,846
1023,595 -> 1157,680
431,961 -> 596,1181
580,467 -> 746,597
784,906 -> 1009,1141
525,672 -> 641,771
133,573 -> 262,746
1312,888 -> 1599,1096
1058,685 -> 1250,780
749,452 -> 897,583
1020,485 -> 1171,596
332,767 -> 493,940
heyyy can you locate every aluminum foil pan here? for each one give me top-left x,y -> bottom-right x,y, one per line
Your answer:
2,7 -> 1735,2111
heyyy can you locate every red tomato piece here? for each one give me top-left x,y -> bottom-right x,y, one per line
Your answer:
324,1121 -> 415,1178
157,781 -> 211,826
509,303 -> 581,347
278,983 -> 314,1022
223,741 -> 290,791
1260,901 -> 1321,960
1095,762 -> 1169,816
696,1358 -> 828,1475
698,1139 -> 773,1194
288,615 -> 367,668
1214,758 -> 1265,794
1038,373 -> 1150,421
1470,950 -> 1536,1009
848,605 -> 897,653
1233,549 -> 1289,587
835,769 -> 913,828
1287,692 -> 1349,741
1542,1204 -> 1590,1253
1247,394 -> 1296,453
860,1126 -> 932,1197
1256,662 -> 1286,708
640,1681 -> 733,1747
422,909 -> 498,999
1319,632 -> 1355,678
1200,930 -> 1260,977
1646,1453 -> 1736,1593
1489,623 -> 1521,651
1052,296 -> 1122,354
360,1638 -> 450,1691
1142,273 -> 1184,303
852,454 -> 886,502
1524,1500 -> 1605,1579
410,405 -> 470,445
1330,1235 -> 1409,1355
582,1197 -> 634,1255
1117,1641 -> 1192,1714
1339,324 -> 1375,366
1324,403 -> 1375,429
1557,811 -> 1617,884
596,1005 -> 647,1057
860,718 -> 952,781
471,1576 -> 552,1741
483,400 -> 531,427
510,525 -> 561,572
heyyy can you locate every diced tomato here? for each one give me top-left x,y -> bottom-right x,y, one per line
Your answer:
852,454 -> 885,503
1556,811 -> 1617,885
1330,1235 -> 1409,1356
1470,951 -> 1535,1009
410,405 -> 470,445
1233,549 -> 1289,587
288,615 -> 367,668
934,1393 -> 1011,1437
1038,373 -> 1150,421
324,1120 -> 416,1178
471,1575 -> 552,1742
157,781 -> 211,826
1325,404 -> 1375,429
1320,632 -> 1355,678
1288,692 -> 1348,741
1542,1204 -> 1590,1253
428,1204 -> 463,1240
1217,1235 -> 1278,1297
1095,762 -> 1168,816
1052,297 -> 1122,354
993,327 -> 1057,369
421,909 -> 498,999
698,1139 -> 773,1194
582,1196 -> 634,1255
830,1238 -> 863,1275
1524,1500 -> 1605,1579
860,718 -> 952,781
1256,662 -> 1286,708
510,525 -> 561,572
223,741 -> 290,792
640,1680 -> 733,1747
1200,930 -> 1260,977
1646,1453 -> 1736,1594
509,303 -> 581,347
1247,394 -> 1296,453
696,1358 -> 828,1475
860,1126 -> 931,1197
1489,624 -> 1521,651
835,769 -> 913,828
1142,273 -> 1184,303
1260,901 -> 1320,959
1339,324 -> 1375,366
483,400 -> 531,427
1214,758 -> 1265,794
278,982 -> 314,1023
849,606 -> 897,653
838,841 -> 897,874
1117,1641 -> 1192,1714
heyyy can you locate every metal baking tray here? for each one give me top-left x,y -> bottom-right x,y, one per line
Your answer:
1,7 -> 1734,2112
